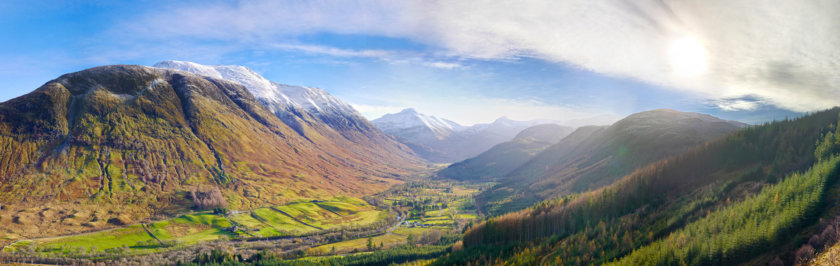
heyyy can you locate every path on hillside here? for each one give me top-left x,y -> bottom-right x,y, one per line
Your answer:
270,207 -> 323,230
141,224 -> 164,245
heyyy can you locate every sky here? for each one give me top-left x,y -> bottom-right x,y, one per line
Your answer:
0,1 -> 837,126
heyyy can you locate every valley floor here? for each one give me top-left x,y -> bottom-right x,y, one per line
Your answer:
0,180 -> 484,265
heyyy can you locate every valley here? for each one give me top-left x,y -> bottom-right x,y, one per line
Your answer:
2,2 -> 839,265
0,178 -> 485,265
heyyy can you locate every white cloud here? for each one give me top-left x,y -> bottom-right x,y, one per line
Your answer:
268,43 -> 464,70
423,61 -> 463,70
128,0 -> 840,113
712,98 -> 762,111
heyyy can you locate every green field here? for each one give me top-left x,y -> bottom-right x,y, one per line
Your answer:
309,233 -> 408,255
16,196 -> 386,256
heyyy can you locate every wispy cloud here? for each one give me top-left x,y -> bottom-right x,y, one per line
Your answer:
269,44 -> 394,58
423,61 -> 463,70
122,0 -> 840,114
712,98 -> 763,112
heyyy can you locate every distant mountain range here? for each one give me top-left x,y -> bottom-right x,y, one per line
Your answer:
437,124 -> 574,181
469,109 -> 748,215
0,64 -> 422,238
373,108 -> 557,163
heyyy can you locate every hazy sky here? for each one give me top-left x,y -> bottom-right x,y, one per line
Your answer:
1,0 -> 836,125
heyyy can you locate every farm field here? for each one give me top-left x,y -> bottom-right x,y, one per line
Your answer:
2,196 -> 387,257
305,181 -> 485,257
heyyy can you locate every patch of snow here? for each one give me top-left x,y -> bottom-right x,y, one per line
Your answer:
153,60 -> 360,118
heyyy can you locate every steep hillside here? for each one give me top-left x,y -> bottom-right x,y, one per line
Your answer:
373,109 -> 551,163
0,65 -> 416,239
437,124 -> 574,182
154,61 -> 422,170
479,109 -> 747,215
437,108 -> 840,266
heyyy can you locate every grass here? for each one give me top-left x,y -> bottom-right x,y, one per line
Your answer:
250,208 -> 317,234
17,196 -> 387,256
455,214 -> 478,219
39,225 -> 156,252
147,213 -> 239,245
306,226 -> 450,255
308,233 -> 408,255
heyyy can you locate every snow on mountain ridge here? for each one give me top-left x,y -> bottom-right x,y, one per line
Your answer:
373,108 -> 560,163
153,60 -> 359,117
373,108 -> 464,139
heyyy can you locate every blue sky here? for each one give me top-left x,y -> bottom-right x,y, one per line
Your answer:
1,1 -> 834,125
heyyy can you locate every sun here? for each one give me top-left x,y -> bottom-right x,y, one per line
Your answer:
668,37 -> 708,77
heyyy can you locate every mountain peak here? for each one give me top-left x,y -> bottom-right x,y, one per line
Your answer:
494,116 -> 513,123
399,108 -> 419,114
373,108 -> 463,141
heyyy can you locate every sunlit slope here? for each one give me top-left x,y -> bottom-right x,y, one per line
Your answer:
478,109 -> 746,216
437,108 -> 839,265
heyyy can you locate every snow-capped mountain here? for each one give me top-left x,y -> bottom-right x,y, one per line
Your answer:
153,60 -> 423,168
154,60 -> 355,118
373,108 -> 559,163
373,108 -> 465,140
153,60 -> 382,141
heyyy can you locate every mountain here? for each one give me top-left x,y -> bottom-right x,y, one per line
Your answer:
478,109 -> 748,215
374,108 -> 464,144
437,124 -> 574,181
0,65 -> 418,238
153,60 -> 405,143
153,60 -> 422,172
441,108 -> 840,266
372,109 -> 553,163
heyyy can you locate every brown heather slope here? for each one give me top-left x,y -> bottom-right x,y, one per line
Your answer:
0,65 -> 421,238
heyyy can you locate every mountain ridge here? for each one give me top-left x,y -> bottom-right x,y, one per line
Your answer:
437,124 -> 574,181
0,65 -> 419,238
477,108 -> 748,215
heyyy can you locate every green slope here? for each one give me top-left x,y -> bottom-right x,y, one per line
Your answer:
477,109 -> 746,216
437,108 -> 840,265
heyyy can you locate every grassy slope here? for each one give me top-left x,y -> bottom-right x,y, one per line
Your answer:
477,110 -> 746,216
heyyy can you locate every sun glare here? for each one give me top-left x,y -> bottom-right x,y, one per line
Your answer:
668,37 -> 708,77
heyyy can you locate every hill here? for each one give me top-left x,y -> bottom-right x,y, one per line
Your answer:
0,65 -> 419,239
438,108 -> 840,265
437,124 -> 574,182
478,109 -> 747,215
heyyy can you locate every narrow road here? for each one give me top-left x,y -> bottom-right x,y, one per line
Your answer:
386,213 -> 407,233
